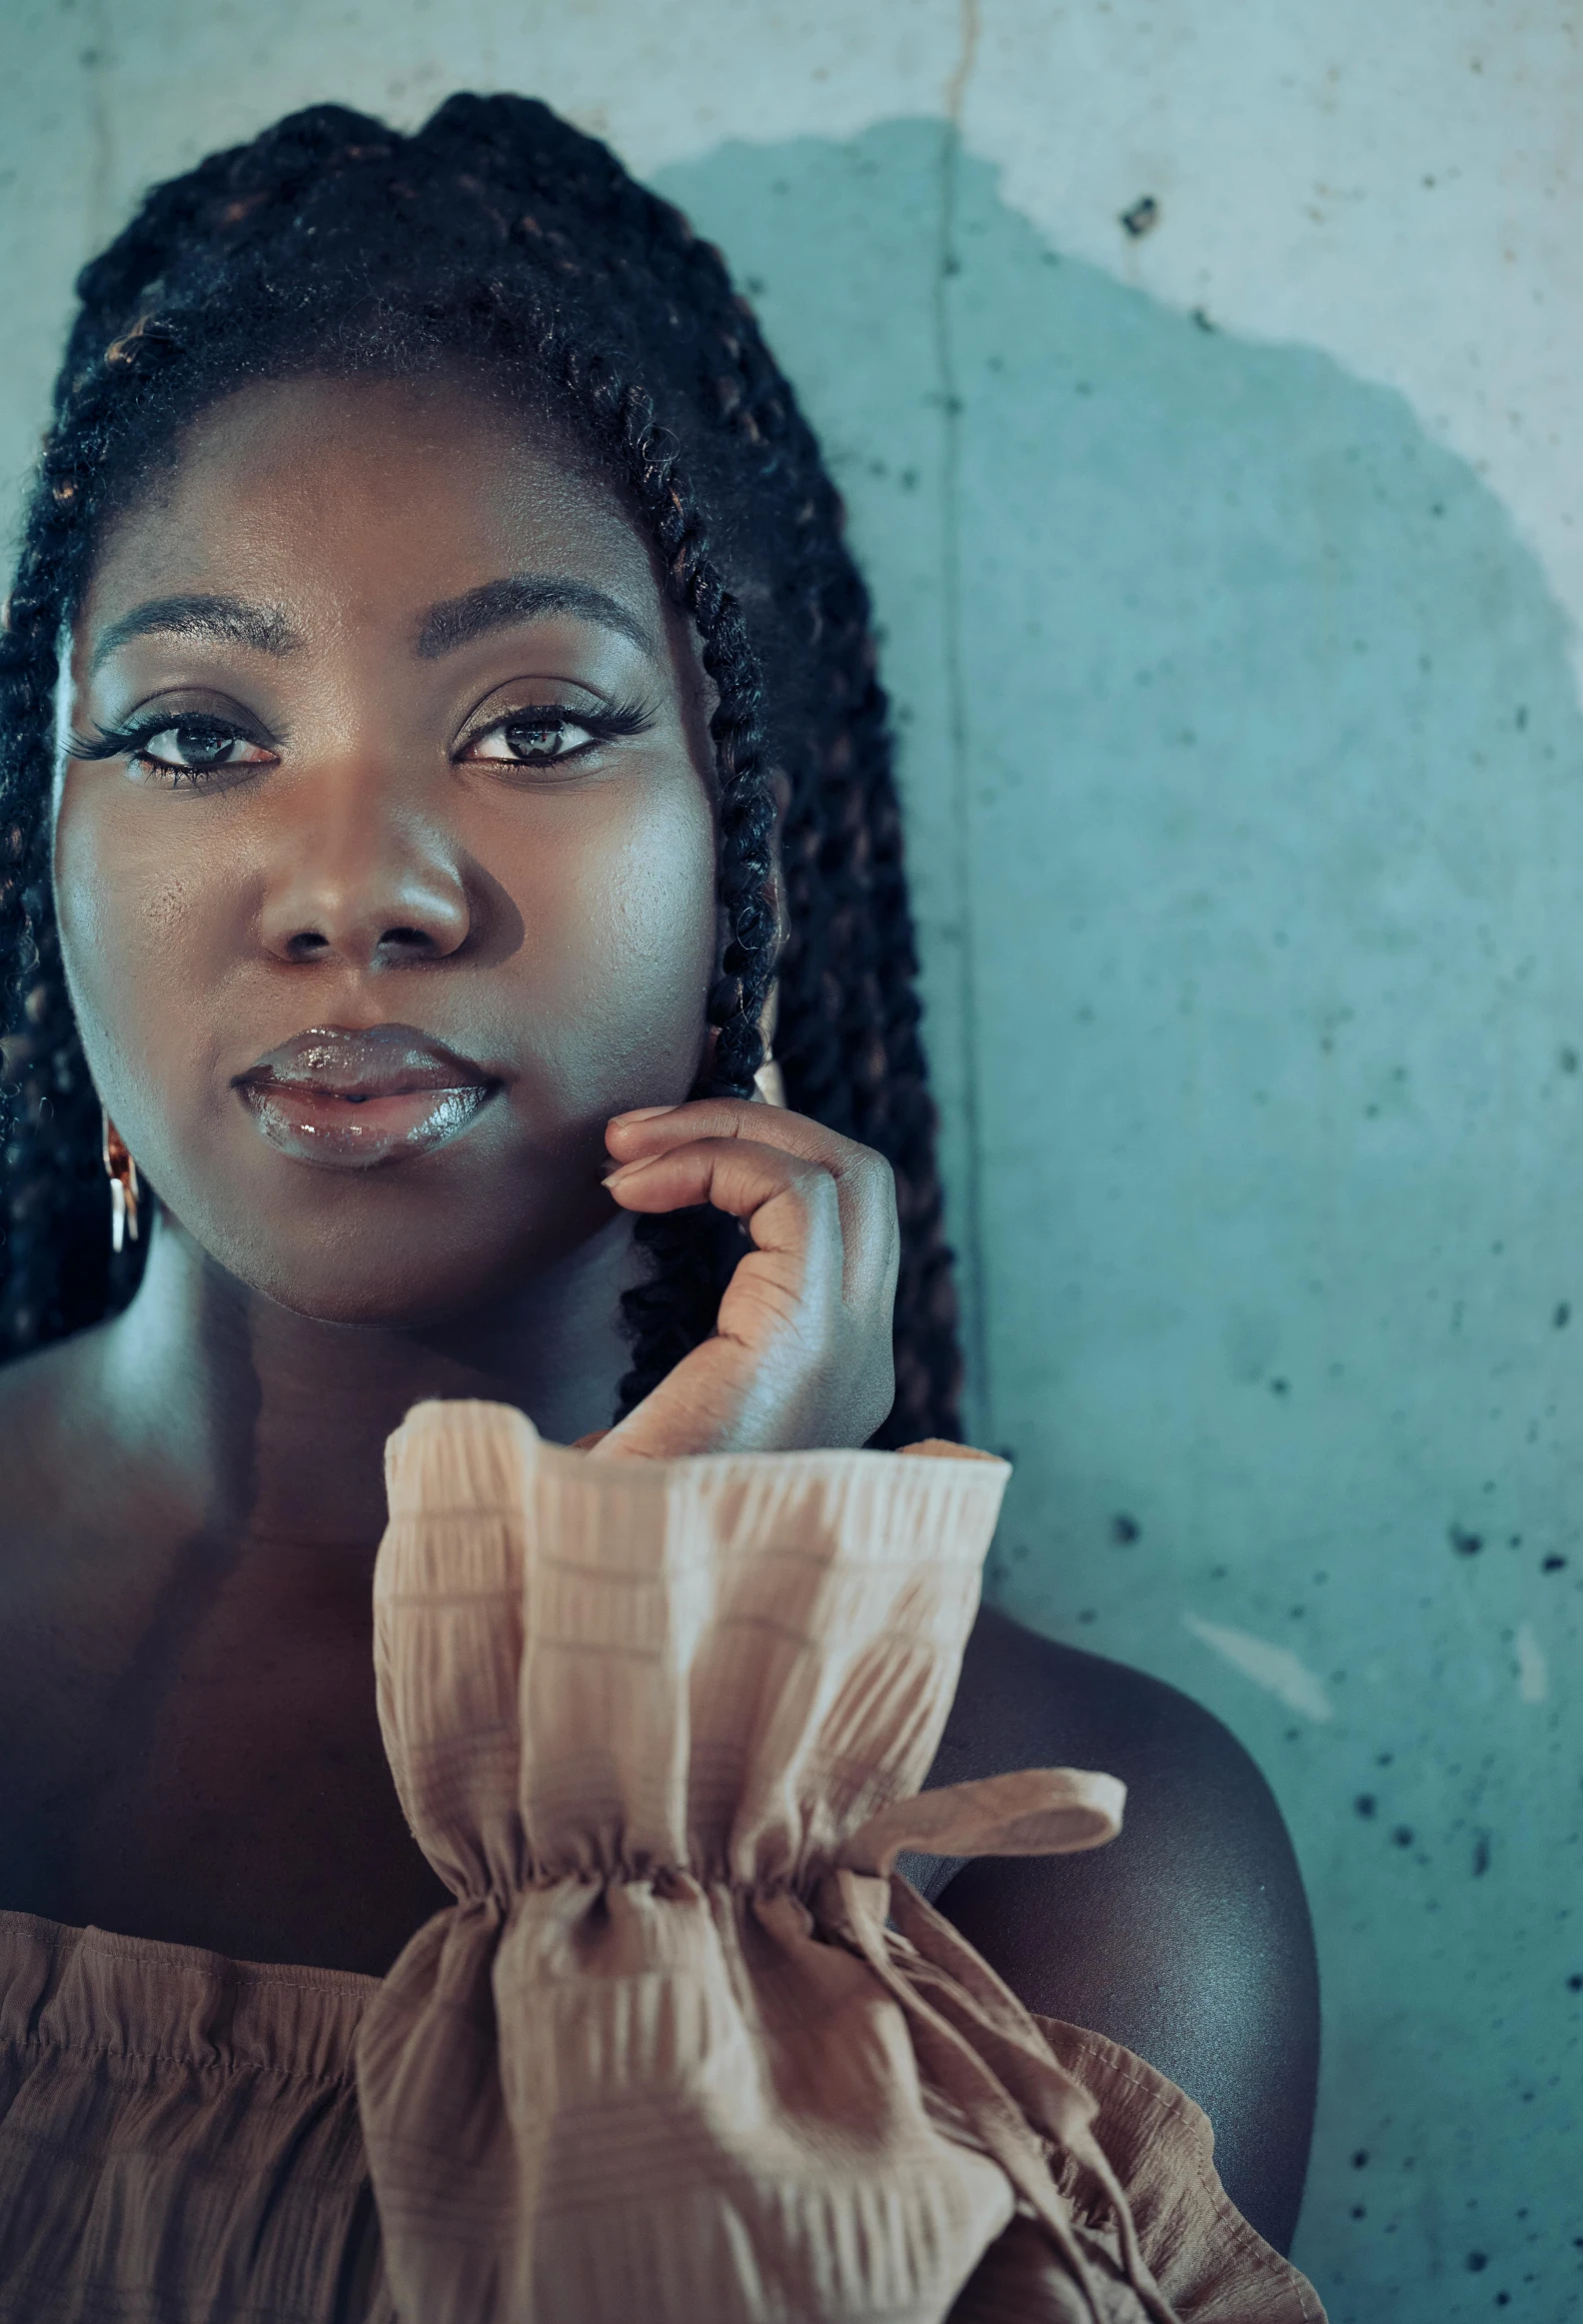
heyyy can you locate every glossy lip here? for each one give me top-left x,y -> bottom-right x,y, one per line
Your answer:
233,1024 -> 500,1169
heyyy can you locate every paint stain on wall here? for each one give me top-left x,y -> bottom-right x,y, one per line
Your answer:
1183,1612 -> 1335,1721
1514,1621 -> 1549,1704
658,121 -> 1583,2323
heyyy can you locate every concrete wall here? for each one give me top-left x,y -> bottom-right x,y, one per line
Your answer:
4,6 -> 1580,2315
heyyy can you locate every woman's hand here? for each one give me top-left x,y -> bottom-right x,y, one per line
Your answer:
594,1098 -> 899,1458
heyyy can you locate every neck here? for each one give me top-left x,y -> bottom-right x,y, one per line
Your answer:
98,1208 -> 635,1551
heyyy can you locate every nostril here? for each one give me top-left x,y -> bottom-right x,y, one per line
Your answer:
380,927 -> 437,954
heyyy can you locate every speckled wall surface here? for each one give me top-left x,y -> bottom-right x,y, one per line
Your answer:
3,7 -> 1579,2317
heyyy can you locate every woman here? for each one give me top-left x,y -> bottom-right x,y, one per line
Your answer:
0,96 -> 1322,2320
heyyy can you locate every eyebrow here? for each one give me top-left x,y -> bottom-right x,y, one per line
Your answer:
86,574 -> 658,675
416,575 -> 659,662
89,594 -> 305,674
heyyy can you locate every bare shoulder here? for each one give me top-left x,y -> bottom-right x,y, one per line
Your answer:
925,1605 -> 1319,2255
0,1328 -> 109,1548
0,1328 -> 128,1776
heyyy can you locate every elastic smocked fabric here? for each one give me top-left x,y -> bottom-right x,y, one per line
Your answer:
358,1403 -> 1324,2324
0,1410 -> 1325,2323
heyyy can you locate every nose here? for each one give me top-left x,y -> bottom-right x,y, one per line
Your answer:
258,774 -> 472,970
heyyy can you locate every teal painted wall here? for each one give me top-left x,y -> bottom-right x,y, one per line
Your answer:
659,122 -> 1583,2320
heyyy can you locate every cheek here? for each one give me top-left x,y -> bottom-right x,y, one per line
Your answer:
52,776 -> 222,1143
491,776 -> 719,1101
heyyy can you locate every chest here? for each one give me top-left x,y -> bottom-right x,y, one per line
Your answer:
0,1528 -> 452,1973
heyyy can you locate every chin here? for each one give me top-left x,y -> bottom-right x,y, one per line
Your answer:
184,1190 -> 602,1332
251,1261 -> 518,1333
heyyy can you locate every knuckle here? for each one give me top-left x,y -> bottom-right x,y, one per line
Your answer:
852,1145 -> 895,1199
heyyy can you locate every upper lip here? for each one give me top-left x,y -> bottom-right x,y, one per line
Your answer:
235,1024 -> 497,1099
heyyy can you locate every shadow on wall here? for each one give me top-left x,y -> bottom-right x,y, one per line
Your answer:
658,122 -> 1583,2324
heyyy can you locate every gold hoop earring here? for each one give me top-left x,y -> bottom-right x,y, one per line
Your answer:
754,980 -> 787,1108
102,1113 -> 141,1254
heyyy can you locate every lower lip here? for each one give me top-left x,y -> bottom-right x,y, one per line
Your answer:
238,1081 -> 496,1168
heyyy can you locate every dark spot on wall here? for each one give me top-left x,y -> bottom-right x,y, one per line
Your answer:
1352,2149 -> 1370,2168
1120,195 -> 1159,238
1554,1301 -> 1570,1327
1270,1376 -> 1290,1395
1350,2204 -> 1366,2219
1543,1554 -> 1567,1571
1450,1524 -> 1483,1556
1562,1047 -> 1580,1074
1566,1973 -> 1582,1992
1467,2252 -> 1489,2272
1472,1831 -> 1491,1876
1191,305 -> 1214,332
1392,1825 -> 1415,1848
1355,1794 -> 1377,1817
1111,1512 -> 1140,1543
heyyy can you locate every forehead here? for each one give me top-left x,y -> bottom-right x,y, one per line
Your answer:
79,372 -> 658,636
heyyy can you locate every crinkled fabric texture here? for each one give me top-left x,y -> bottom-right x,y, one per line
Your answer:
0,1408 -> 1324,2324
0,1912 -> 391,2324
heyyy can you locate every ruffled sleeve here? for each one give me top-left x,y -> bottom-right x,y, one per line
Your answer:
355,1401 -> 1324,2324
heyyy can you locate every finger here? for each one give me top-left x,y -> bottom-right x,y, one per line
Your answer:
606,1101 -> 896,1308
605,1135 -> 837,1251
610,1143 -> 845,1417
607,1140 -> 843,1354
607,1096 -> 847,1162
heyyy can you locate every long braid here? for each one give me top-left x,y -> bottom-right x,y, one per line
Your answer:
0,317 -> 192,1349
0,96 -> 960,1441
564,355 -> 778,1412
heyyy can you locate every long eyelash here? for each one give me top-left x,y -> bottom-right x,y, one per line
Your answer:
64,712 -> 265,763
585,698 -> 655,738
485,696 -> 657,744
65,716 -> 171,762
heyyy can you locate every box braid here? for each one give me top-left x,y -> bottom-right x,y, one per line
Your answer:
0,94 -> 960,1444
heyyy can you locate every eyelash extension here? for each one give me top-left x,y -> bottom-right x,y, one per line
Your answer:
64,712 -> 271,765
476,697 -> 657,751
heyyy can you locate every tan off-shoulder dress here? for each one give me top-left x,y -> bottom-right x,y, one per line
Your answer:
0,1405 -> 1325,2323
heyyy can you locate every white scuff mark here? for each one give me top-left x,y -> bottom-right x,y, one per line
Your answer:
1182,1613 -> 1335,1723
1515,1622 -> 1549,1704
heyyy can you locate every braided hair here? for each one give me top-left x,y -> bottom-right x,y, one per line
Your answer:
0,95 -> 959,1444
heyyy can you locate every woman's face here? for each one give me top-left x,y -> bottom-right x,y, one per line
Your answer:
54,372 -> 719,1324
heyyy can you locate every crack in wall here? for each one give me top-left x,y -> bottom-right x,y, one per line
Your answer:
934,0 -> 990,1441
82,0 -> 114,250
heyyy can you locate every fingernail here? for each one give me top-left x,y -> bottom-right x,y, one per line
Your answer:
610,1104 -> 677,1126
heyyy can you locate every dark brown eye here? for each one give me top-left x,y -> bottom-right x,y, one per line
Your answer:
467,713 -> 594,766
133,720 -> 273,776
169,723 -> 236,769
